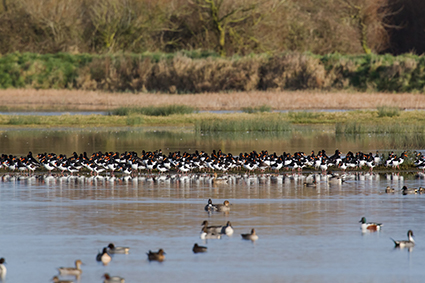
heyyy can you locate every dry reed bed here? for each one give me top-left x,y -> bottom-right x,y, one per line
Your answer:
0,89 -> 424,111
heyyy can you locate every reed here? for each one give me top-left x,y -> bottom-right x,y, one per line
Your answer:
195,118 -> 292,132
108,105 -> 197,116
335,122 -> 425,134
377,106 -> 400,117
241,105 -> 272,113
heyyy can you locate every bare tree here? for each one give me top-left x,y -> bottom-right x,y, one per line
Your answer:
192,0 -> 259,56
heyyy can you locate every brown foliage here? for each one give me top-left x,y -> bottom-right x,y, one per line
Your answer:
0,0 -> 401,55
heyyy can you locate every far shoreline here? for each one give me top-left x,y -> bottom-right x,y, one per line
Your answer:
0,89 -> 424,112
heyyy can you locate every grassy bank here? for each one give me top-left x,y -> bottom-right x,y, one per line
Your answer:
1,109 -> 425,133
1,52 -> 425,93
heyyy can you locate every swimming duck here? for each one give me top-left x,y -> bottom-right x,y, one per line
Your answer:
0,258 -> 6,279
214,200 -> 231,212
204,199 -> 215,212
201,220 -> 223,234
200,226 -> 221,239
221,221 -> 234,236
385,186 -> 395,193
96,247 -> 112,265
401,186 -> 418,195
192,243 -> 208,253
107,243 -> 130,254
52,276 -> 73,283
212,172 -> 228,185
359,217 -> 382,231
147,249 -> 165,262
241,229 -> 259,241
391,230 -> 415,248
58,259 -> 83,276
103,273 -> 125,283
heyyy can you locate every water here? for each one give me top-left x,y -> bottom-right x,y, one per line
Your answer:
1,127 -> 425,282
0,173 -> 424,282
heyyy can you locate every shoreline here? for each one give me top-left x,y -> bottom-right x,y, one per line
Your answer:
0,89 -> 424,111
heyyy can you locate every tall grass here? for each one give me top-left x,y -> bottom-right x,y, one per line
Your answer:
377,106 -> 400,117
241,105 -> 272,113
108,105 -> 197,116
335,122 -> 425,134
195,118 -> 292,132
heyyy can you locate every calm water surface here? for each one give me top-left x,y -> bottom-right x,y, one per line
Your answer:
0,128 -> 425,282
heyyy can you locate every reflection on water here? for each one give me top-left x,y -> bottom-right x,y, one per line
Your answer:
1,127 -> 425,282
0,171 -> 424,282
1,126 -> 425,156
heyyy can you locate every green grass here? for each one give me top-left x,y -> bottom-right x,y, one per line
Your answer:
241,105 -> 272,113
335,122 -> 425,134
377,106 -> 400,117
195,118 -> 292,132
108,105 -> 197,116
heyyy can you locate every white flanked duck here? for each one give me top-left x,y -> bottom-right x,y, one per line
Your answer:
391,230 -> 415,248
221,221 -> 234,236
201,220 -> 223,234
200,226 -> 221,239
107,243 -> 130,254
58,259 -> 83,276
359,217 -> 382,232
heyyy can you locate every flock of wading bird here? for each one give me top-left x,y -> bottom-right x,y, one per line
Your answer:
0,149 -> 421,282
1,149 -> 424,178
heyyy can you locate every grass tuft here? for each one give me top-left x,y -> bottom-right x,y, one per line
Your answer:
195,118 -> 292,132
241,105 -> 272,113
108,105 -> 197,116
377,106 -> 400,117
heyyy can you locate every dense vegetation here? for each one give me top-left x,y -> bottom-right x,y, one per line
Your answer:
0,0 -> 423,56
1,52 -> 425,93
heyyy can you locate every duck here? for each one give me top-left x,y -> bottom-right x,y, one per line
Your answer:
52,276 -> 73,283
303,180 -> 317,187
212,172 -> 228,185
0,258 -> 6,279
214,200 -> 231,212
96,247 -> 112,265
391,230 -> 415,248
385,186 -> 395,193
192,243 -> 208,253
221,221 -> 234,236
201,220 -> 223,234
401,185 -> 418,195
107,243 -> 130,254
241,229 -> 259,241
200,226 -> 221,239
204,199 -> 215,212
58,259 -> 83,276
103,273 -> 125,283
359,217 -> 382,231
147,249 -> 165,262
